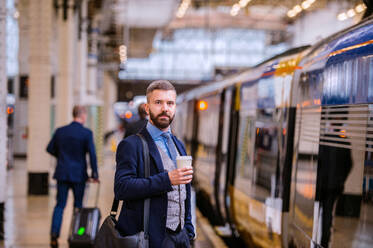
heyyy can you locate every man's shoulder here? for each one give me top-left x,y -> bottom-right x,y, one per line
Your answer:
82,126 -> 93,134
117,135 -> 142,152
122,133 -> 141,144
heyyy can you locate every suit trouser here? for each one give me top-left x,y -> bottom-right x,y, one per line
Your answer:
320,190 -> 341,248
51,181 -> 86,237
161,227 -> 191,248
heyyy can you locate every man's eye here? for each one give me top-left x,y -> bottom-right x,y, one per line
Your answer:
155,101 -> 161,104
167,102 -> 174,105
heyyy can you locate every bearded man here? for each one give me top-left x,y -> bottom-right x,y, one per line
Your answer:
114,80 -> 195,248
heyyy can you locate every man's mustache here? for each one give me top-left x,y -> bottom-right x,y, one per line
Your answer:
157,112 -> 170,118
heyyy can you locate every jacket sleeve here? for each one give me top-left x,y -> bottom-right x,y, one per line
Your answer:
184,183 -> 195,240
87,130 -> 99,179
46,131 -> 58,157
114,138 -> 173,201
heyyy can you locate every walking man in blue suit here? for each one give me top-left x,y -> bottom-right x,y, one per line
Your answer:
47,105 -> 99,248
115,80 -> 195,247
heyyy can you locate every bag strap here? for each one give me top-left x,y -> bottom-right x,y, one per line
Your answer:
136,133 -> 150,239
110,198 -> 119,217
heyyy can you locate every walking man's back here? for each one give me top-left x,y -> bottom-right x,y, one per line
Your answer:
47,105 -> 99,248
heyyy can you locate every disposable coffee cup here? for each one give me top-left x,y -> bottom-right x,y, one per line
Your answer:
176,156 -> 193,169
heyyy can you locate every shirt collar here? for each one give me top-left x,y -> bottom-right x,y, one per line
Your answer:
146,121 -> 171,140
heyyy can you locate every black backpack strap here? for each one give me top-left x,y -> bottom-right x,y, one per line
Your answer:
136,133 -> 150,239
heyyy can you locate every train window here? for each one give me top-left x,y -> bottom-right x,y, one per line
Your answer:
252,108 -> 285,201
234,104 -> 288,200
234,83 -> 257,196
51,75 -> 55,98
174,101 -> 195,154
235,116 -> 256,192
8,78 -> 14,94
369,57 -> 373,100
173,102 -> 187,144
19,75 -> 28,99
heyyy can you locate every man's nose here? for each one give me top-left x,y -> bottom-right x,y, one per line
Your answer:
161,102 -> 169,111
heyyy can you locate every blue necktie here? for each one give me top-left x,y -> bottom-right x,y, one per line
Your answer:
161,133 -> 178,164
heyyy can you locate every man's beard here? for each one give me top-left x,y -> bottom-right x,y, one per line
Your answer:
149,110 -> 174,129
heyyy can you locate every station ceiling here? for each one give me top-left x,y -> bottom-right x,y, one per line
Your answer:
93,0 -> 361,61
88,0 -> 365,95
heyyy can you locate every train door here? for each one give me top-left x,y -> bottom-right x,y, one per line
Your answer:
288,69 -> 323,248
214,88 -> 233,231
229,82 -> 258,245
289,104 -> 321,247
193,93 -> 222,225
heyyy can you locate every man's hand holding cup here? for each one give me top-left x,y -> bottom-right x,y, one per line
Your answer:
168,156 -> 193,186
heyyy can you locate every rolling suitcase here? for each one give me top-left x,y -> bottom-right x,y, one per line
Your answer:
68,182 -> 101,248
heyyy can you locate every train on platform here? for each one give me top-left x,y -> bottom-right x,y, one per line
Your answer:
173,16 -> 373,248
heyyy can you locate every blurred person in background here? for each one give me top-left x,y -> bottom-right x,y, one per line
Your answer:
124,103 -> 148,138
46,105 -> 99,248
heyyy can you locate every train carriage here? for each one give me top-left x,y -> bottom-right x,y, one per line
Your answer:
289,15 -> 373,248
173,15 -> 373,248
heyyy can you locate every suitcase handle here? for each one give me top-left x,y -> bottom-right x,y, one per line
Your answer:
86,180 -> 100,208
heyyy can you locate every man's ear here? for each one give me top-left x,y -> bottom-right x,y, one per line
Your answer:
144,103 -> 150,115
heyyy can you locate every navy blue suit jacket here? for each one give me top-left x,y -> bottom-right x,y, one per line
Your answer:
114,127 -> 195,248
46,121 -> 98,182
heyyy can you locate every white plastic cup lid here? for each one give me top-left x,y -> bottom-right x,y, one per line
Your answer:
176,156 -> 192,160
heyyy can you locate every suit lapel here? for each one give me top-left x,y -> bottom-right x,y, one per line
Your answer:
172,135 -> 186,156
140,128 -> 164,173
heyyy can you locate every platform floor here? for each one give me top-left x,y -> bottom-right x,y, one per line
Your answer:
0,149 -> 226,248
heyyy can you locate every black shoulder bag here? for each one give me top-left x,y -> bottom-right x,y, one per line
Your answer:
95,134 -> 150,248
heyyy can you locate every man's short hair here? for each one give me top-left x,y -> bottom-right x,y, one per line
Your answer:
146,80 -> 176,101
72,105 -> 87,118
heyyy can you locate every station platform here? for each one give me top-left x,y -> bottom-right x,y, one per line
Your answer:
0,150 -> 227,248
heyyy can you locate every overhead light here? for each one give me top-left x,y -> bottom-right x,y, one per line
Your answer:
232,3 -> 240,12
287,9 -> 296,18
301,1 -> 311,10
230,3 -> 240,16
286,0 -> 318,18
293,5 -> 302,13
337,12 -> 347,21
119,45 -> 127,63
13,10 -> 19,19
337,3 -> 366,21
347,9 -> 356,18
176,0 -> 191,18
230,9 -> 239,16
355,3 -> 366,13
238,0 -> 251,8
